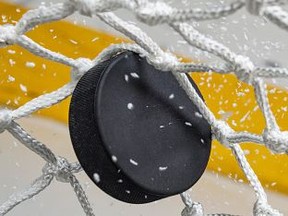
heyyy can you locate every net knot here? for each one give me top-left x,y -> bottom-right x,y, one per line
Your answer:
263,129 -> 288,154
136,1 -> 174,25
212,120 -> 234,147
253,199 -> 283,216
70,0 -> 120,16
71,58 -> 94,82
147,52 -> 178,71
233,55 -> 255,84
0,25 -> 17,48
181,202 -> 204,216
43,157 -> 73,183
246,0 -> 282,15
0,109 -> 12,133
246,0 -> 265,15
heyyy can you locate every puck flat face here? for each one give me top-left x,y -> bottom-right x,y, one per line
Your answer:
69,51 -> 211,204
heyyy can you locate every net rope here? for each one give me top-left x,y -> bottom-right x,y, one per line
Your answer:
0,0 -> 287,215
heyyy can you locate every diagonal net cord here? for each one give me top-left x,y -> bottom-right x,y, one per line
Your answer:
0,173 -> 54,215
0,0 -> 288,215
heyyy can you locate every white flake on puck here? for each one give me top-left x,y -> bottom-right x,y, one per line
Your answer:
93,173 -> 101,183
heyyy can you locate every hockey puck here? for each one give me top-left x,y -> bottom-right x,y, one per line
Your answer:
69,51 -> 211,204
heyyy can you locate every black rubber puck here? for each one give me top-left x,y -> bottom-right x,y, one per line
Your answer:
69,51 -> 211,204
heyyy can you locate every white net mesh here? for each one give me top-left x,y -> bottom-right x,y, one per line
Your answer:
0,0 -> 288,215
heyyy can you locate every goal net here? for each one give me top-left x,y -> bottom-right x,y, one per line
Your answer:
0,0 -> 288,215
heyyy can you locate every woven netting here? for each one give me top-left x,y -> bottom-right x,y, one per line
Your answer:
0,0 -> 288,215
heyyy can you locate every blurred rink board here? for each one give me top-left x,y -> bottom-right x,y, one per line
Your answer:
0,1 -> 287,215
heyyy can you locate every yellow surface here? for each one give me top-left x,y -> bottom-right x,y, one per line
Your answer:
0,2 -> 287,195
